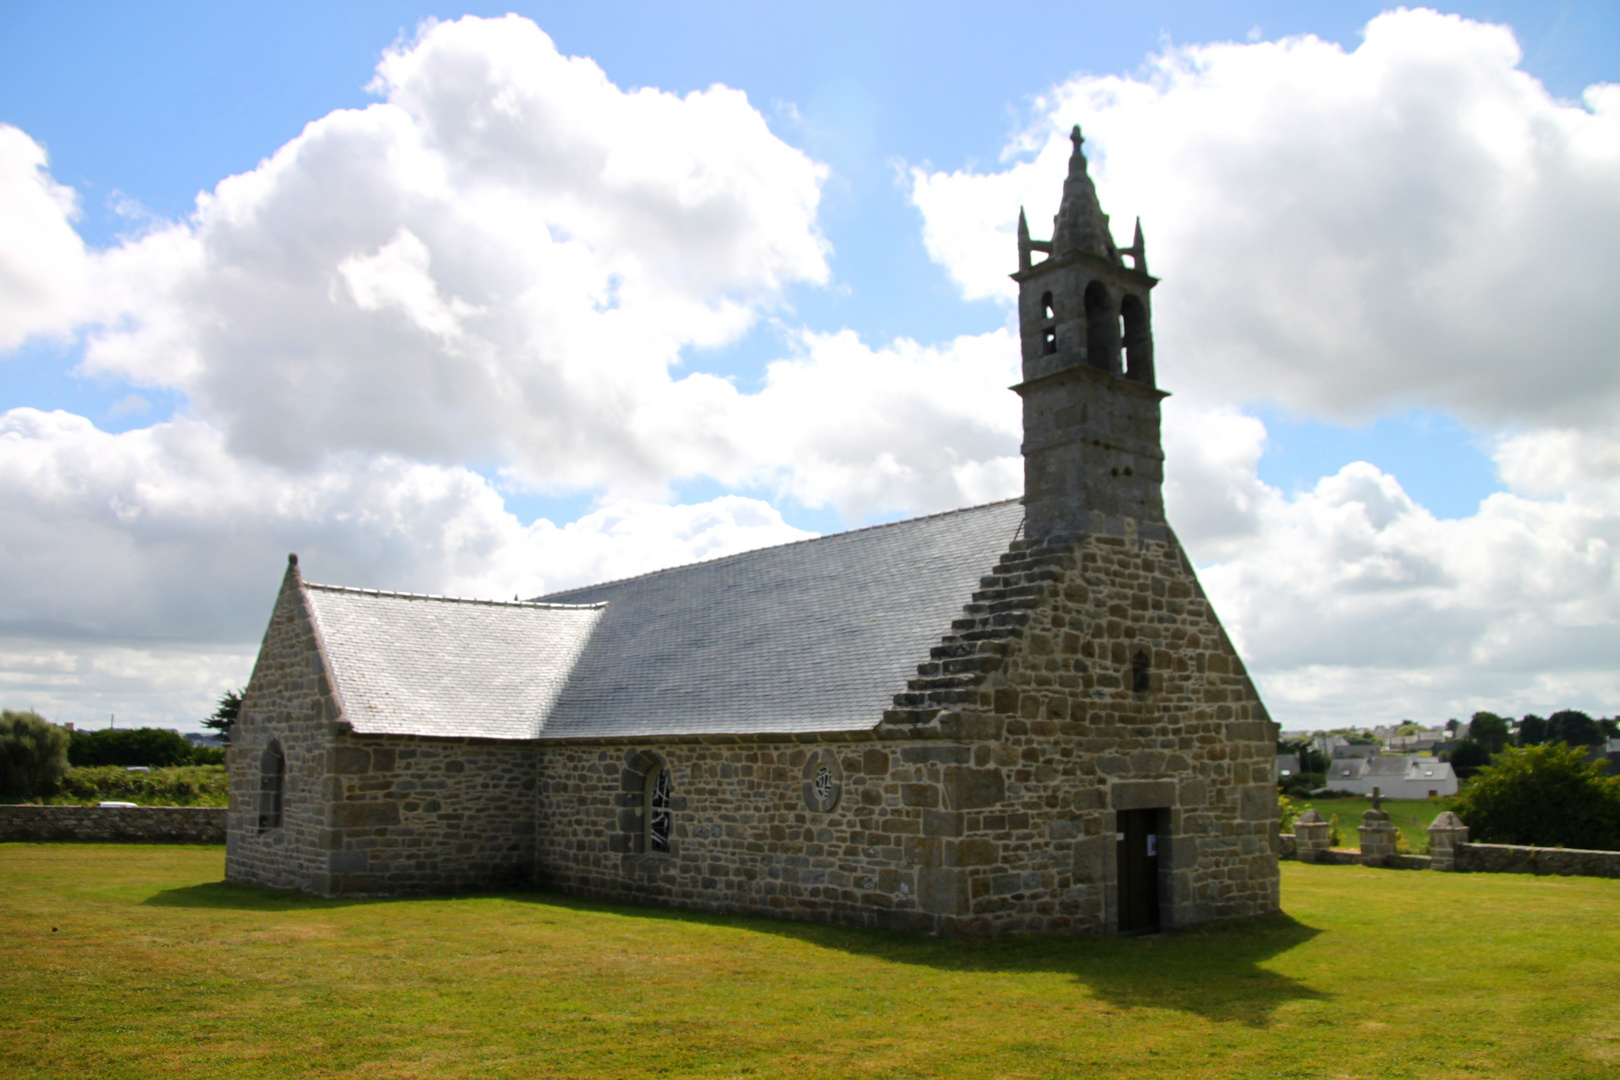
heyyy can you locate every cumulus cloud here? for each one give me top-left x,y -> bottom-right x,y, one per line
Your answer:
0,407 -> 814,641
64,15 -> 826,488
1196,440 -> 1620,726
9,14 -> 1020,523
909,8 -> 1620,426
0,406 -> 815,725
0,125 -> 89,350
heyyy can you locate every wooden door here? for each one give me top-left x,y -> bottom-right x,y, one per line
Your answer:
1116,808 -> 1161,934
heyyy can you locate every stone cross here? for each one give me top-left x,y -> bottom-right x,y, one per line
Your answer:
1369,786 -> 1383,811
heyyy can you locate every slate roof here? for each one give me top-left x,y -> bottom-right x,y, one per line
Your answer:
299,499 -> 1024,742
304,585 -> 605,740
534,499 -> 1025,741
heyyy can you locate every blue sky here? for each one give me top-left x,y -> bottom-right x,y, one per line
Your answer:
1,2 -> 1617,730
4,1 -> 1613,526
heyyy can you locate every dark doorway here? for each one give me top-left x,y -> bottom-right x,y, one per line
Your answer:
1116,808 -> 1162,934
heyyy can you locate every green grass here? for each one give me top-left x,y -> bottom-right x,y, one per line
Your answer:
3,845 -> 1619,1078
1298,796 -> 1449,851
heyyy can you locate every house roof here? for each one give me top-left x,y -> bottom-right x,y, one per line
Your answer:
1365,755 -> 1415,777
304,585 -> 605,740
533,499 -> 1025,741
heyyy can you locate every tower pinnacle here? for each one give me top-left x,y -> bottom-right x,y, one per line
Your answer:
1050,125 -> 1120,264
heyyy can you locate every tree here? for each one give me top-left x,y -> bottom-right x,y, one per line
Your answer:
1444,718 -> 1460,735
1468,712 -> 1510,754
0,710 -> 71,799
202,688 -> 244,745
1601,717 -> 1619,740
1517,714 -> 1548,746
1447,738 -> 1491,779
1547,709 -> 1601,748
1451,742 -> 1620,851
67,727 -> 197,768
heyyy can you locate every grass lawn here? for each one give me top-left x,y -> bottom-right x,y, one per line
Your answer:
3,845 -> 1618,1079
1296,796 -> 1449,852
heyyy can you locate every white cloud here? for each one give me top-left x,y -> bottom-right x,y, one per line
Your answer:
1188,434 -> 1620,727
64,15 -> 828,489
0,405 -> 815,726
909,8 -> 1620,427
734,328 -> 1023,517
0,125 -> 89,350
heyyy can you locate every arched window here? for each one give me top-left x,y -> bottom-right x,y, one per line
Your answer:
1121,293 -> 1153,385
1039,291 -> 1057,355
1084,281 -> 1119,374
1132,650 -> 1152,694
258,740 -> 285,831
645,763 -> 673,854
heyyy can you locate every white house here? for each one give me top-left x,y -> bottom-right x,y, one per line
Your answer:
1323,755 -> 1457,799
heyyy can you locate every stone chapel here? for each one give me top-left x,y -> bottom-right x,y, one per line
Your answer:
226,128 -> 1281,935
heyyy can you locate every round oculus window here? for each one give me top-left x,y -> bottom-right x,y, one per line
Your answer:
802,749 -> 843,812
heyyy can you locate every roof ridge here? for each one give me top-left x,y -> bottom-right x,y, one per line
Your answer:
303,582 -> 605,610
535,498 -> 1025,599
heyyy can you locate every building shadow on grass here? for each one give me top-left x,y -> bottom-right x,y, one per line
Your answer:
146,881 -> 1327,1026
566,897 -> 1331,1027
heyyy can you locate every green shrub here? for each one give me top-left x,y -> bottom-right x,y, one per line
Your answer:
1452,742 -> 1620,851
0,710 -> 71,799
68,727 -> 199,768
53,765 -> 228,807
1278,793 -> 1302,832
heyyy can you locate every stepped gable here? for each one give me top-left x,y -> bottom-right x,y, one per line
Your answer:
302,580 -> 604,740
534,499 -> 1025,740
883,531 -> 1072,728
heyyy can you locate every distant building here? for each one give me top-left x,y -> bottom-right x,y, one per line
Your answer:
1386,729 -> 1445,752
1275,754 -> 1302,779
1324,755 -> 1456,798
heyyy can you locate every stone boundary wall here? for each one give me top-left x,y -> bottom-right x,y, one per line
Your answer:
1278,833 -> 1620,879
0,805 -> 226,844
1456,843 -> 1620,879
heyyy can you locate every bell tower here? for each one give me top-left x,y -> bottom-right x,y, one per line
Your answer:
1014,126 -> 1166,540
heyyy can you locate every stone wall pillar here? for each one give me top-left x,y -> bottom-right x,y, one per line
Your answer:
1358,791 -> 1398,867
1293,808 -> 1330,863
1427,811 -> 1469,871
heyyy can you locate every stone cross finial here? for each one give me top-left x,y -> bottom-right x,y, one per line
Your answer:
1370,786 -> 1383,811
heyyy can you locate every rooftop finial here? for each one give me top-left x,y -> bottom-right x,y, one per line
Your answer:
1049,124 -> 1120,264
288,553 -> 299,568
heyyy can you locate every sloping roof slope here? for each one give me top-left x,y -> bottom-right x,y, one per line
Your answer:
534,499 -> 1024,740
305,585 -> 604,740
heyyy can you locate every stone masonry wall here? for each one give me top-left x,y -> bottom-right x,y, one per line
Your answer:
226,562 -> 337,892
534,522 -> 1278,935
315,733 -> 536,896
0,805 -> 226,844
